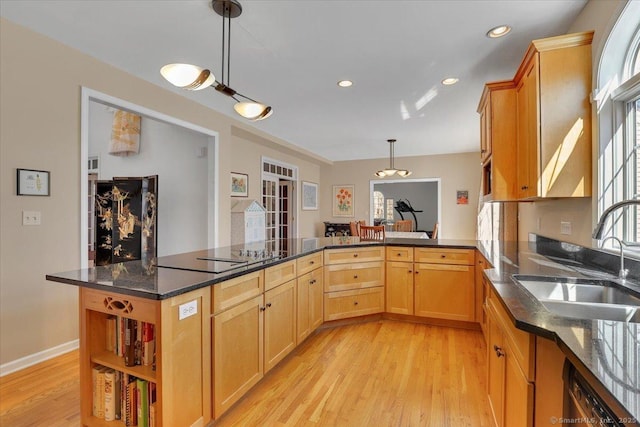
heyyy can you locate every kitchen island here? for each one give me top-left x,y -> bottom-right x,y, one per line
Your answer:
46,235 -> 640,426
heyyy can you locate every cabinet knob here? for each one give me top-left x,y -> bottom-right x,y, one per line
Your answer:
408,270 -> 413,273
260,306 -> 266,311
354,301 -> 359,305
310,279 -> 316,285
441,254 -> 446,258
493,345 -> 505,358
481,149 -> 486,153
415,271 -> 419,274
353,253 -> 358,257
266,302 -> 272,308
521,185 -> 528,190
353,275 -> 358,279
310,260 -> 315,264
397,253 -> 402,256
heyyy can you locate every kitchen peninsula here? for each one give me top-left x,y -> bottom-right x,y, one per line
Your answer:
46,235 -> 640,427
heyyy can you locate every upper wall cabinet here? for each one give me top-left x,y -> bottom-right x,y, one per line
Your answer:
478,81 -> 517,201
479,31 -> 594,201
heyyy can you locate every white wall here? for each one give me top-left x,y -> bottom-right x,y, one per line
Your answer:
89,102 -> 211,256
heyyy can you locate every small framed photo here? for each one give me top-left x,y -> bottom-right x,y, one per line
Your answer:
457,190 -> 469,205
302,181 -> 318,210
17,168 -> 50,196
231,172 -> 248,197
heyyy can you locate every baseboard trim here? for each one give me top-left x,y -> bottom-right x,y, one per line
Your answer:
0,339 -> 79,377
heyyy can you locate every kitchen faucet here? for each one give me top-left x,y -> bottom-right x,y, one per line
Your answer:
600,236 -> 628,280
592,198 -> 640,239
592,198 -> 640,280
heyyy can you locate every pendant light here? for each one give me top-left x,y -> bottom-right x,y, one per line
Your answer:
375,139 -> 412,177
160,0 -> 272,121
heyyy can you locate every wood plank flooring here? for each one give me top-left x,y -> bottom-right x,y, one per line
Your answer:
214,320 -> 492,426
0,320 -> 492,427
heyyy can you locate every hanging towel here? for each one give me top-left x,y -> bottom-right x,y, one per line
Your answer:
109,110 -> 141,156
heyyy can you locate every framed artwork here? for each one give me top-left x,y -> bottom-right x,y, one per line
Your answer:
332,185 -> 354,217
302,181 -> 318,210
231,172 -> 248,197
17,168 -> 50,196
457,190 -> 469,205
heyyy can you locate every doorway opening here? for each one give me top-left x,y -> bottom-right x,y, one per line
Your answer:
80,87 -> 219,268
262,158 -> 298,253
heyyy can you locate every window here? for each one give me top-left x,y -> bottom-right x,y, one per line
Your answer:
373,191 -> 384,220
596,4 -> 640,251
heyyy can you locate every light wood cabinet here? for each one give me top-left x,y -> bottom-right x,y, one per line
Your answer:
265,260 -> 296,291
514,31 -> 593,199
413,248 -> 475,322
385,261 -> 414,315
478,81 -> 517,201
80,287 -> 211,427
324,247 -> 385,321
534,337 -> 566,426
487,290 -> 535,427
414,263 -> 475,321
213,294 -> 263,417
297,267 -> 323,344
264,279 -> 297,372
475,252 -> 493,340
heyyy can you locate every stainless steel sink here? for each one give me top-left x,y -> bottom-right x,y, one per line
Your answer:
512,275 -> 640,323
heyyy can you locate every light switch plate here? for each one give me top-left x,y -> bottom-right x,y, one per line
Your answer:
560,221 -> 572,235
22,211 -> 41,226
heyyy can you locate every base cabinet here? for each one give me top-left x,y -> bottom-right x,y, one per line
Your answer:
213,294 -> 264,417
264,280 -> 297,372
297,267 -> 324,344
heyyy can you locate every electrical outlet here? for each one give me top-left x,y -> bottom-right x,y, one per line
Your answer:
179,300 -> 198,320
22,210 -> 41,226
536,217 -> 541,231
560,221 -> 572,235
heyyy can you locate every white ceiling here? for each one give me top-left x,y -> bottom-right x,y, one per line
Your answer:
0,0 -> 588,161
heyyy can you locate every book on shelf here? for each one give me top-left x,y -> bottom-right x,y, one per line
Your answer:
105,316 -> 116,352
92,365 -> 107,419
104,369 -> 116,421
142,322 -> 155,366
137,378 -> 149,427
126,376 -> 138,426
124,318 -> 137,367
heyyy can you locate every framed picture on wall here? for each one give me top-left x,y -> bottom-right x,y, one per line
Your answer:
302,181 -> 318,210
332,185 -> 354,217
17,168 -> 50,196
231,172 -> 248,197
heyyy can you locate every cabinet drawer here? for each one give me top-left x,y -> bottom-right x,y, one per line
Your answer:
265,260 -> 296,291
489,290 -> 535,381
414,248 -> 474,265
324,287 -> 384,321
212,271 -> 264,314
324,246 -> 385,264
386,246 -> 413,262
296,251 -> 323,276
323,261 -> 384,292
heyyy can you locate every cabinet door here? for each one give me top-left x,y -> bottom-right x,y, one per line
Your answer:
516,57 -> 539,199
504,342 -> 534,427
296,268 -> 323,344
264,279 -> 296,372
480,97 -> 492,162
309,268 -> 324,333
487,309 -> 506,427
213,294 -> 264,417
385,261 -> 414,315
413,263 -> 475,321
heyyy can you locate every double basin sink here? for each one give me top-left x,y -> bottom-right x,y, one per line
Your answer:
512,275 -> 640,323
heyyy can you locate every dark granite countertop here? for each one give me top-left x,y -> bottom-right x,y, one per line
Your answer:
46,234 -> 640,420
478,236 -> 640,422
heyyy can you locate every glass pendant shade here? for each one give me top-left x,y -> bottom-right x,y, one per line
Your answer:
375,139 -> 411,177
234,101 -> 273,121
160,64 -> 215,90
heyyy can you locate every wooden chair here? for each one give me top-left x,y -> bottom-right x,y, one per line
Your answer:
393,220 -> 413,232
349,220 -> 366,237
431,222 -> 439,239
360,225 -> 385,241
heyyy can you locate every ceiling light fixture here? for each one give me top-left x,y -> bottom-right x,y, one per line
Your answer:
160,0 -> 272,121
337,80 -> 353,88
486,25 -> 512,38
375,139 -> 412,177
441,77 -> 459,85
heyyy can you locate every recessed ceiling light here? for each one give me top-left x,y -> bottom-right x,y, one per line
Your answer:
441,77 -> 459,86
487,25 -> 512,38
337,80 -> 353,88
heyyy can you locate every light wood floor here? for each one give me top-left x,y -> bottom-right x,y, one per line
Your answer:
0,320 -> 492,427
